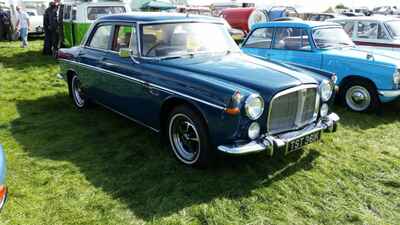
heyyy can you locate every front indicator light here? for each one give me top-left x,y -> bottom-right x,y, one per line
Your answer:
0,185 -> 7,210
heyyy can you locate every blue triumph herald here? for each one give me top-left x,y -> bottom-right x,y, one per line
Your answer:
57,13 -> 339,167
242,21 -> 400,112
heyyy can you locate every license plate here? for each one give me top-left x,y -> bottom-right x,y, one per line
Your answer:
286,131 -> 321,153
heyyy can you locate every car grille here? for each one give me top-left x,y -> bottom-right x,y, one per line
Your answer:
268,85 -> 319,134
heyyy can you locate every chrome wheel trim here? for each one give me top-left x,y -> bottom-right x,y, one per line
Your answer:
72,76 -> 85,107
168,113 -> 201,164
345,85 -> 371,111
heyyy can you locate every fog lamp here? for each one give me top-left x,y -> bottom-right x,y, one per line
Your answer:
320,103 -> 329,118
248,122 -> 261,140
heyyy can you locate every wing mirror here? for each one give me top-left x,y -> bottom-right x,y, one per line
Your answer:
119,48 -> 132,58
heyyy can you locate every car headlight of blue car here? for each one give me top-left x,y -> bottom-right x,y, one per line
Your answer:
393,69 -> 400,88
0,145 -> 7,211
319,79 -> 334,102
244,94 -> 264,120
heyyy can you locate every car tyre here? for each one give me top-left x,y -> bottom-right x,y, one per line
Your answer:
167,105 -> 213,168
340,79 -> 380,112
69,74 -> 88,109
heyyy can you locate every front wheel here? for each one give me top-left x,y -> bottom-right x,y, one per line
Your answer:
341,80 -> 380,112
167,106 -> 213,167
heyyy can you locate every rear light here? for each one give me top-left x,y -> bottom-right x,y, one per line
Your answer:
0,185 -> 7,210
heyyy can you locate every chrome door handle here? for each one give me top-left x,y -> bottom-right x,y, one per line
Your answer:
102,61 -> 115,67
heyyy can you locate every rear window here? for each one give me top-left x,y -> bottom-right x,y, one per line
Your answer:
87,6 -> 126,20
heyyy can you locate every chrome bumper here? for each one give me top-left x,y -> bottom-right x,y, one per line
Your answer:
378,89 -> 400,98
217,113 -> 340,155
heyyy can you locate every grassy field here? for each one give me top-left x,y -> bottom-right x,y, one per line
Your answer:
0,40 -> 399,225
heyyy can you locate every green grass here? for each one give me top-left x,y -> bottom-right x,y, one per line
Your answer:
0,40 -> 399,225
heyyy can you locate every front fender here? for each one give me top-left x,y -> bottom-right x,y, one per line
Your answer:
324,57 -> 396,90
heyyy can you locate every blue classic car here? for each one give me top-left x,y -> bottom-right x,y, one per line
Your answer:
242,21 -> 400,112
0,145 -> 7,211
57,13 -> 339,167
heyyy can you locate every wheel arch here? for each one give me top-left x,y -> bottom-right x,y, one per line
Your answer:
159,96 -> 210,136
339,75 -> 378,91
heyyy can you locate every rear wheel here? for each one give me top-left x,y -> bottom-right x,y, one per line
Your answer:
69,74 -> 88,109
340,79 -> 380,112
167,105 -> 213,167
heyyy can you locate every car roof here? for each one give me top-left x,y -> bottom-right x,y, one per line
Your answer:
97,12 -> 223,23
252,21 -> 340,30
329,16 -> 400,22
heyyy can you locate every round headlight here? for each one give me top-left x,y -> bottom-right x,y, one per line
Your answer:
320,103 -> 329,117
248,122 -> 261,140
319,80 -> 333,102
393,70 -> 400,84
245,94 -> 264,120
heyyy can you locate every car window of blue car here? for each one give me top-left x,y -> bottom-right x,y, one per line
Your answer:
313,27 -> 354,48
272,28 -> 311,51
140,22 -> 239,58
112,25 -> 137,54
88,25 -> 112,50
243,28 -> 273,48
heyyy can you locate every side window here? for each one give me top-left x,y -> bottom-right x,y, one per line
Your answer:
112,25 -> 138,54
341,21 -> 355,37
63,5 -> 71,20
356,21 -> 387,39
88,25 -> 112,50
72,8 -> 77,20
378,24 -> 389,39
272,28 -> 311,51
243,28 -> 273,48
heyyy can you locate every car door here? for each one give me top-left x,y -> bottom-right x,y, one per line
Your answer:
241,27 -> 273,59
76,23 -> 112,102
100,23 -> 159,126
269,27 -> 322,68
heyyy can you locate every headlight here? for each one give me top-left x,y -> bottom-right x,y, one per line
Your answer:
245,94 -> 264,120
393,69 -> 400,85
320,103 -> 329,117
248,122 -> 261,140
319,80 -> 333,102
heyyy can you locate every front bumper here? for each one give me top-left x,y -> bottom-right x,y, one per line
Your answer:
217,113 -> 339,155
378,89 -> 400,98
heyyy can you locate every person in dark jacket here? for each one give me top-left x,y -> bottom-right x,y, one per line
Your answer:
0,9 -> 12,41
43,0 -> 62,55
43,2 -> 55,55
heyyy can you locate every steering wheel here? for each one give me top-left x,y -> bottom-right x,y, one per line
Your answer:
145,41 -> 164,57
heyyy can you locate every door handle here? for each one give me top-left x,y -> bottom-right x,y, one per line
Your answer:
102,61 -> 115,67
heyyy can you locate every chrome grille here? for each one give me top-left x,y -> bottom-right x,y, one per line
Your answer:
268,85 -> 319,134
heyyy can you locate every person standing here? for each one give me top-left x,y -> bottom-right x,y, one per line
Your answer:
15,6 -> 30,48
43,2 -> 55,55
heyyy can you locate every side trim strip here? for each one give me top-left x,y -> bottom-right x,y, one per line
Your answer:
94,100 -> 160,133
59,59 -> 226,110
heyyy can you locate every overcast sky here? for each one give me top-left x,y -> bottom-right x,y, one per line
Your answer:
188,0 -> 400,11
